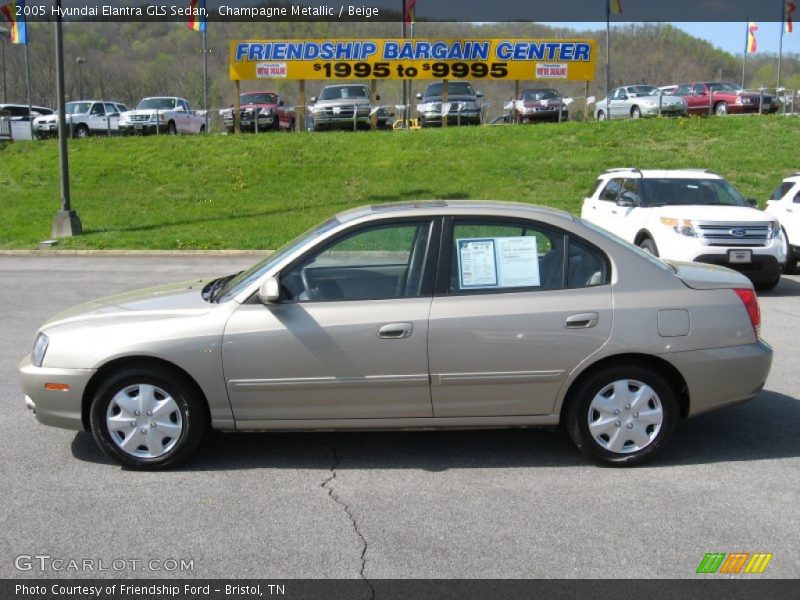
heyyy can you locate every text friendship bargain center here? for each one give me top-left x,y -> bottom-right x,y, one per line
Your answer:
229,39 -> 597,81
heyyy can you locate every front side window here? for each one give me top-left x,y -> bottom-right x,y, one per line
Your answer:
675,85 -> 692,96
90,103 -> 105,115
599,178 -> 623,202
619,179 -> 642,204
282,221 -> 432,302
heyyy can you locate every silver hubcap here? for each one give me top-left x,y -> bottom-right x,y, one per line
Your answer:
106,384 -> 183,459
587,379 -> 663,454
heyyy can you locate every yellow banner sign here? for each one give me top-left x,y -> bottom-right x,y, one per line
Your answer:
229,39 -> 597,81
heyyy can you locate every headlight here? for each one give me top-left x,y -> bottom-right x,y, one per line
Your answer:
259,108 -> 272,116
32,333 -> 49,367
767,220 -> 781,239
660,217 -> 697,237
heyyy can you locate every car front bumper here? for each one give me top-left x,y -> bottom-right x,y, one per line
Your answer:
518,108 -> 568,121
118,122 -> 168,135
419,111 -> 481,125
640,105 -> 687,117
694,254 -> 782,284
665,341 -> 772,417
19,354 -> 95,431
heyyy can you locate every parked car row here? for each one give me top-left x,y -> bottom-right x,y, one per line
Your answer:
34,100 -> 129,138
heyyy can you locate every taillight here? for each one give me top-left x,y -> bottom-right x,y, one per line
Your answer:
734,288 -> 761,339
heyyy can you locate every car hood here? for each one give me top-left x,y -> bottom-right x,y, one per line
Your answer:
314,98 -> 371,107
122,109 -> 171,117
653,205 -> 772,222
42,280 -> 213,330
668,260 -> 752,290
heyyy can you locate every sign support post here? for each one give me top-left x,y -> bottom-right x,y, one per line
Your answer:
441,79 -> 448,128
233,79 -> 240,134
298,80 -> 306,132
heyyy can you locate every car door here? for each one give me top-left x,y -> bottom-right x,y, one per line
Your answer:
588,177 -> 624,232
428,218 -> 612,417
690,84 -> 712,115
104,103 -> 121,132
614,178 -> 647,242
88,102 -> 106,132
222,219 -> 437,424
674,84 -> 696,114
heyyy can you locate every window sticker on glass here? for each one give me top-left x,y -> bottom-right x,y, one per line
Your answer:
457,238 -> 498,288
456,236 -> 540,290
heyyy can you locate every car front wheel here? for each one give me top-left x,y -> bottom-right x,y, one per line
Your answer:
715,102 -> 728,116
597,110 -> 606,121
90,366 -> 206,469
638,237 -> 659,256
566,365 -> 678,466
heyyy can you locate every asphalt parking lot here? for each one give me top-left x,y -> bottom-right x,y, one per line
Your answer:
1,254 -> 799,579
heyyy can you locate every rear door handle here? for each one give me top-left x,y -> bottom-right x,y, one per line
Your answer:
378,322 -> 413,339
565,312 -> 599,329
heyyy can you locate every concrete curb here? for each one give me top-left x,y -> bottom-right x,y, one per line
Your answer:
0,249 -> 271,257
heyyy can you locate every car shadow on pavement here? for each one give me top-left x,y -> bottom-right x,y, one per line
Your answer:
70,390 -> 800,471
763,275 -> 800,297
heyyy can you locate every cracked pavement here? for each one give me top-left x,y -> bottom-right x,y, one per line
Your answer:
1,255 -> 799,578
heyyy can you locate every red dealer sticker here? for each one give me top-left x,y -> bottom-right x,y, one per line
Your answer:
535,63 -> 568,78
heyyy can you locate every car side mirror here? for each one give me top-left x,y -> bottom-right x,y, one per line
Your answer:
616,197 -> 635,207
375,94 -> 381,101
257,277 -> 281,304
278,100 -> 285,107
310,96 -> 317,103
746,198 -> 758,208
415,92 -> 423,100
476,91 -> 484,98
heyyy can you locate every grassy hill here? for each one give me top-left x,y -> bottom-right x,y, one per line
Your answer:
1,117 -> 798,250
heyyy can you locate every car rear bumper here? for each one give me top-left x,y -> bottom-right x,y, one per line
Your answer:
694,254 -> 782,284
18,355 -> 94,431
664,341 -> 773,417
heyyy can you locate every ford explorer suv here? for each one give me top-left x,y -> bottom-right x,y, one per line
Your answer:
673,82 -> 779,116
765,173 -> 800,274
416,81 -> 483,126
581,169 -> 786,290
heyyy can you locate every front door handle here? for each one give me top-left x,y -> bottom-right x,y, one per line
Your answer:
565,312 -> 599,329
378,322 -> 413,339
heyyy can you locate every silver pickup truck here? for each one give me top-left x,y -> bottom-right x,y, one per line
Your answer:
308,84 -> 386,131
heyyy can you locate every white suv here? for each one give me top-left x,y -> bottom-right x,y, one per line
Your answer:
581,168 -> 786,290
765,173 -> 800,274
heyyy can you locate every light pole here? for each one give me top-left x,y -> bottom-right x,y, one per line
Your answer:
0,27 -> 7,104
75,56 -> 85,99
52,0 -> 81,238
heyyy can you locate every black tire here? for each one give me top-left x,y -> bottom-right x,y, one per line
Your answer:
638,237 -> 659,257
199,124 -> 206,134
566,365 -> 678,466
597,110 -> 606,121
272,117 -> 280,131
631,106 -> 642,119
714,101 -> 728,116
166,121 -> 177,135
89,366 -> 206,470
74,124 -> 90,139
288,119 -> 296,132
754,275 -> 781,291
782,228 -> 797,274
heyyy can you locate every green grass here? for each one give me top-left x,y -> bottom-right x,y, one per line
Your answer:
1,117 -> 798,250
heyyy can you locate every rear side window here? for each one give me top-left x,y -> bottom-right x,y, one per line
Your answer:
568,239 -> 609,288
599,178 -> 623,202
771,182 -> 794,200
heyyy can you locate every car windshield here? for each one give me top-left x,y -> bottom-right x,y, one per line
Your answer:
319,86 -> 368,100
522,89 -> 558,100
626,86 -> 659,96
641,178 -> 749,207
709,82 -> 742,92
425,82 -> 475,97
241,93 -> 277,105
216,217 -> 342,302
65,102 -> 91,114
137,98 -> 177,110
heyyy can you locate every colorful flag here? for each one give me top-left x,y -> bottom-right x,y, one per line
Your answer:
747,22 -> 758,53
187,0 -> 206,32
404,0 -> 416,24
0,0 -> 28,45
788,1 -> 797,33
610,0 -> 623,14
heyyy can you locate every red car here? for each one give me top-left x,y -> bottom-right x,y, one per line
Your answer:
673,82 -> 779,116
222,91 -> 296,132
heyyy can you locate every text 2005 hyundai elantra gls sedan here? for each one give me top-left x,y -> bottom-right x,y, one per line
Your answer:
20,202 -> 772,469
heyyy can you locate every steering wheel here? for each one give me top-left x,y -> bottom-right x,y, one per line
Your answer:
301,268 -> 319,301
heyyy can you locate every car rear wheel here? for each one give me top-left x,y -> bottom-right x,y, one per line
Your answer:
631,106 -> 642,119
74,124 -> 90,138
90,366 -> 206,469
597,110 -> 606,121
715,102 -> 728,116
638,237 -> 659,256
166,121 -> 177,135
782,228 -> 797,274
566,365 -> 678,466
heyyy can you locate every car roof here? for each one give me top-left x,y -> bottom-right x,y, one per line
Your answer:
335,200 -> 574,223
600,168 -> 722,180
783,173 -> 800,182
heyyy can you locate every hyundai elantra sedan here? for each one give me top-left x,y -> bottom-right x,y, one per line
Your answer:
20,201 -> 772,469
